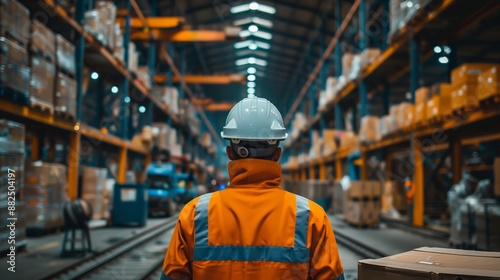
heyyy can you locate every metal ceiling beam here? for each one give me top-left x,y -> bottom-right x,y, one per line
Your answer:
116,16 -> 185,28
130,29 -> 240,42
282,1 -> 335,111
272,0 -> 325,15
284,0 -> 361,125
154,74 -> 246,85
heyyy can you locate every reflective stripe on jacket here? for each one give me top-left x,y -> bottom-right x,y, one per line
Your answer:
161,158 -> 344,280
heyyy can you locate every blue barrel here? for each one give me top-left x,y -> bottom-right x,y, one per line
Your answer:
112,183 -> 148,227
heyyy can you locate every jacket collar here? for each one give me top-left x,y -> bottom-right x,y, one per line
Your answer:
228,159 -> 281,188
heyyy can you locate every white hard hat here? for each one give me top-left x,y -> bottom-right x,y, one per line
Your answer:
221,97 -> 287,142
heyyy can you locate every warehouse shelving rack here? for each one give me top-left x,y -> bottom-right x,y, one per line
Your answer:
282,0 -> 500,227
0,0 -> 217,200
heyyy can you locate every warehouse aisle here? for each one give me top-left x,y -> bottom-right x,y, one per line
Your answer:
6,218 -> 174,280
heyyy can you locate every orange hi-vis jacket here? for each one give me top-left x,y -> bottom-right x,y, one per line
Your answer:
161,159 -> 344,280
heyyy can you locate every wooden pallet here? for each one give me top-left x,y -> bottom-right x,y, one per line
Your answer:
479,94 -> 500,106
30,48 -> 54,63
55,110 -> 76,122
1,31 -> 28,48
30,98 -> 54,115
427,115 -> 444,125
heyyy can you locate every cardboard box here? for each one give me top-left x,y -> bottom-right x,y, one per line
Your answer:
30,55 -> 56,108
426,92 -> 452,121
402,103 -> 415,129
477,65 -> 500,101
415,87 -> 430,104
451,63 -> 498,86
31,19 -> 56,63
54,72 -> 77,117
0,36 -> 28,66
414,102 -> 426,125
56,34 -> 76,76
0,0 -> 30,46
451,83 -> 480,111
360,116 -> 380,143
360,48 -> 381,68
358,247 -> 500,280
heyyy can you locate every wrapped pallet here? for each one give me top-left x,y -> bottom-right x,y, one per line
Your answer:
136,66 -> 151,90
0,36 -> 28,65
152,86 -> 179,114
95,1 -> 117,49
0,0 -> 30,46
55,34 -> 76,76
30,56 -> 56,111
54,72 -> 77,118
476,202 -> 500,251
339,131 -> 359,150
325,77 -> 337,102
0,120 -> 26,252
360,48 -> 381,68
342,53 -> 354,79
0,37 -> 30,97
24,162 -> 67,231
349,54 -> 362,80
322,129 -> 338,156
82,167 -> 108,220
379,115 -> 397,137
344,180 -> 382,226
30,19 -> 56,62
359,116 -> 380,143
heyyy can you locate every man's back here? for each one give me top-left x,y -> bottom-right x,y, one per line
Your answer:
161,159 -> 344,280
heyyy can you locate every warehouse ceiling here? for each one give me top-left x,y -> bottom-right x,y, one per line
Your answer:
130,0 -> 360,131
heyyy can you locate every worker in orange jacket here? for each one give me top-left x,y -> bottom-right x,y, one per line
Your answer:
161,97 -> 344,279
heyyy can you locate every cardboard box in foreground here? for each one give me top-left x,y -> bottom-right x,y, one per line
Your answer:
358,247 -> 500,280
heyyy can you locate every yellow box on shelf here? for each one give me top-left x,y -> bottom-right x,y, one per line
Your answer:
477,65 -> 500,101
451,63 -> 498,86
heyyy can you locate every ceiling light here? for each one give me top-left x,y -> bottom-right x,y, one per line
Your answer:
443,46 -> 451,54
247,88 -> 256,94
236,57 -> 267,66
231,4 -> 250,14
234,40 -> 252,49
231,2 -> 276,14
253,30 -> 273,40
239,30 -> 251,38
249,2 -> 259,10
434,46 -> 442,54
255,41 -> 271,49
406,1 -> 413,8
111,86 -> 119,94
247,81 -> 256,88
249,43 -> 258,50
139,106 -> 146,113
248,25 -> 259,33
252,17 -> 273,28
234,17 -> 273,28
124,96 -> 131,103
91,72 -> 99,80
438,56 -> 449,64
247,75 -> 256,81
248,93 -> 255,98
247,67 -> 256,74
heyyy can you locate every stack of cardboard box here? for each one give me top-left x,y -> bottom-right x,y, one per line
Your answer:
477,64 -> 500,102
426,83 -> 453,121
360,48 -> 381,68
322,129 -> 338,156
24,162 -> 67,231
0,36 -> 30,100
29,20 -> 56,112
82,167 -> 108,221
344,180 -> 382,226
450,63 -> 498,112
359,116 -> 380,143
414,87 -> 430,126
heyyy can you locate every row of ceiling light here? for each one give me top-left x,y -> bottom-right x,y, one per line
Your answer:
230,1 -> 275,98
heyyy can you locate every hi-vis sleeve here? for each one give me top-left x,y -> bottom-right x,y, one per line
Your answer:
308,203 -> 344,280
161,199 -> 198,280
